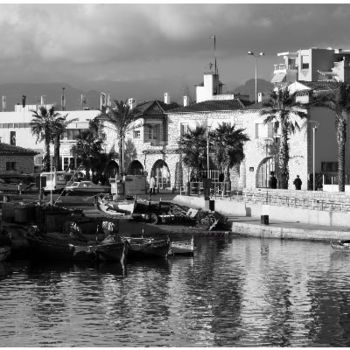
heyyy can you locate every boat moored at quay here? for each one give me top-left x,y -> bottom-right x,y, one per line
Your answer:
0,200 -> 197,262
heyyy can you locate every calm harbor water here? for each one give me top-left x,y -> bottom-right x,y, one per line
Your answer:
1,236 -> 350,347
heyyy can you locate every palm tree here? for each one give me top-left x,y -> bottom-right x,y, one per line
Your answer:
178,125 -> 208,180
211,122 -> 249,190
100,100 -> 138,175
311,83 -> 350,192
52,114 -> 78,171
30,106 -> 58,171
260,88 -> 308,189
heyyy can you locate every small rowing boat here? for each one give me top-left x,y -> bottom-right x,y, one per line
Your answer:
95,195 -> 135,216
122,236 -> 170,259
169,238 -> 194,256
331,240 -> 350,251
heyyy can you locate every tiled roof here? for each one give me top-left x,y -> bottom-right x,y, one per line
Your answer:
0,143 -> 38,156
168,99 -> 247,113
298,81 -> 343,91
244,101 -> 265,110
135,100 -> 180,116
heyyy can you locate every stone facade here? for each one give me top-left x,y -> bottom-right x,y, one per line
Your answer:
0,155 -> 35,174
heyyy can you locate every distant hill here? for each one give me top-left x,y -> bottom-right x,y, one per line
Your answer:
233,78 -> 274,102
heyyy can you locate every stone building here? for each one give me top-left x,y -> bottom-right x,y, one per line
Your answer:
0,142 -> 38,174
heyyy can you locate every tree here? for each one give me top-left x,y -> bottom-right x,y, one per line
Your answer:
30,106 -> 58,171
52,114 -> 78,171
211,122 -> 249,189
71,118 -> 104,180
178,125 -> 208,180
260,88 -> 308,189
100,100 -> 139,175
311,83 -> 350,192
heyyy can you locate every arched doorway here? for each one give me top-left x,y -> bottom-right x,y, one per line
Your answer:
256,157 -> 276,188
151,160 -> 171,189
127,160 -> 144,175
106,160 -> 119,178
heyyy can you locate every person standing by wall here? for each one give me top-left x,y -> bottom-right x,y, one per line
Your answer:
149,175 -> 155,195
293,175 -> 302,190
17,181 -> 23,195
268,171 -> 277,189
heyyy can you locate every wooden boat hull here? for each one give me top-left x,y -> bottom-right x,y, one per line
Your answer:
124,237 -> 170,259
0,246 -> 11,262
27,234 -> 94,261
169,240 -> 194,256
95,241 -> 128,263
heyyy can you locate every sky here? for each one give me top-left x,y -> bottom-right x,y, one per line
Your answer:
1,2 -> 350,101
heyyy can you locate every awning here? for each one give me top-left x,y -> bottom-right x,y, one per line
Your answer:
271,72 -> 286,83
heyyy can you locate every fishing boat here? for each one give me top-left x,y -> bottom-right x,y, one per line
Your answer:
122,236 -> 170,259
169,238 -> 194,256
95,235 -> 128,263
95,195 -> 135,216
331,240 -> 350,251
26,228 -> 94,261
0,246 -> 11,262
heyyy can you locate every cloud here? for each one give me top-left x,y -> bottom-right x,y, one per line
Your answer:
0,3 -> 350,88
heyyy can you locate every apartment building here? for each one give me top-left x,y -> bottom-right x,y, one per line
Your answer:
271,47 -> 350,88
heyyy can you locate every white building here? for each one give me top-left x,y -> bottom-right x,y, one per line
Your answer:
0,103 -> 99,170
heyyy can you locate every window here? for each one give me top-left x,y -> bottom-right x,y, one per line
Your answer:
6,162 -> 16,171
301,55 -> 310,70
145,124 -> 160,141
34,155 -> 43,166
10,131 -> 16,145
180,123 -> 189,136
255,122 -> 274,139
321,161 -> 338,172
133,130 -> 140,139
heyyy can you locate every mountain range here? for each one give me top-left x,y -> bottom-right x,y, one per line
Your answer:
0,78 -> 273,111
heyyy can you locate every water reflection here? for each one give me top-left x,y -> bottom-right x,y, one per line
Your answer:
2,237 -> 350,346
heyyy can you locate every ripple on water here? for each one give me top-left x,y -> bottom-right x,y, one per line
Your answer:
1,238 -> 350,346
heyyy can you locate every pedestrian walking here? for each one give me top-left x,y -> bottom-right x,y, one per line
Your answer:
293,175 -> 302,190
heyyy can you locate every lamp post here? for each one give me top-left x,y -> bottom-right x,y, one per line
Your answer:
310,120 -> 320,191
206,124 -> 211,179
248,51 -> 265,103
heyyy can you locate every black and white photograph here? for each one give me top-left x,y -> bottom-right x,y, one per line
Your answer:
1,1 -> 350,347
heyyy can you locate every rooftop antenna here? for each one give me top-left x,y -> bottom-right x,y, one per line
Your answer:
61,87 -> 66,111
211,34 -> 218,75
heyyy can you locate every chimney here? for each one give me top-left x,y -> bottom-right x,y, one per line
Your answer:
183,95 -> 189,107
40,95 -> 46,106
22,95 -> 26,108
257,92 -> 263,103
2,96 -> 6,111
164,92 -> 170,104
128,98 -> 136,110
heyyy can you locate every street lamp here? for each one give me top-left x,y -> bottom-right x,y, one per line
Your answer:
309,120 -> 320,191
206,123 -> 212,179
248,51 -> 265,103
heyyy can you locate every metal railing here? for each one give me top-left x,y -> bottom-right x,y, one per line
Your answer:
179,183 -> 350,213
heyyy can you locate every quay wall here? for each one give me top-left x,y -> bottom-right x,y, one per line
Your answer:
173,195 -> 350,228
230,222 -> 350,242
